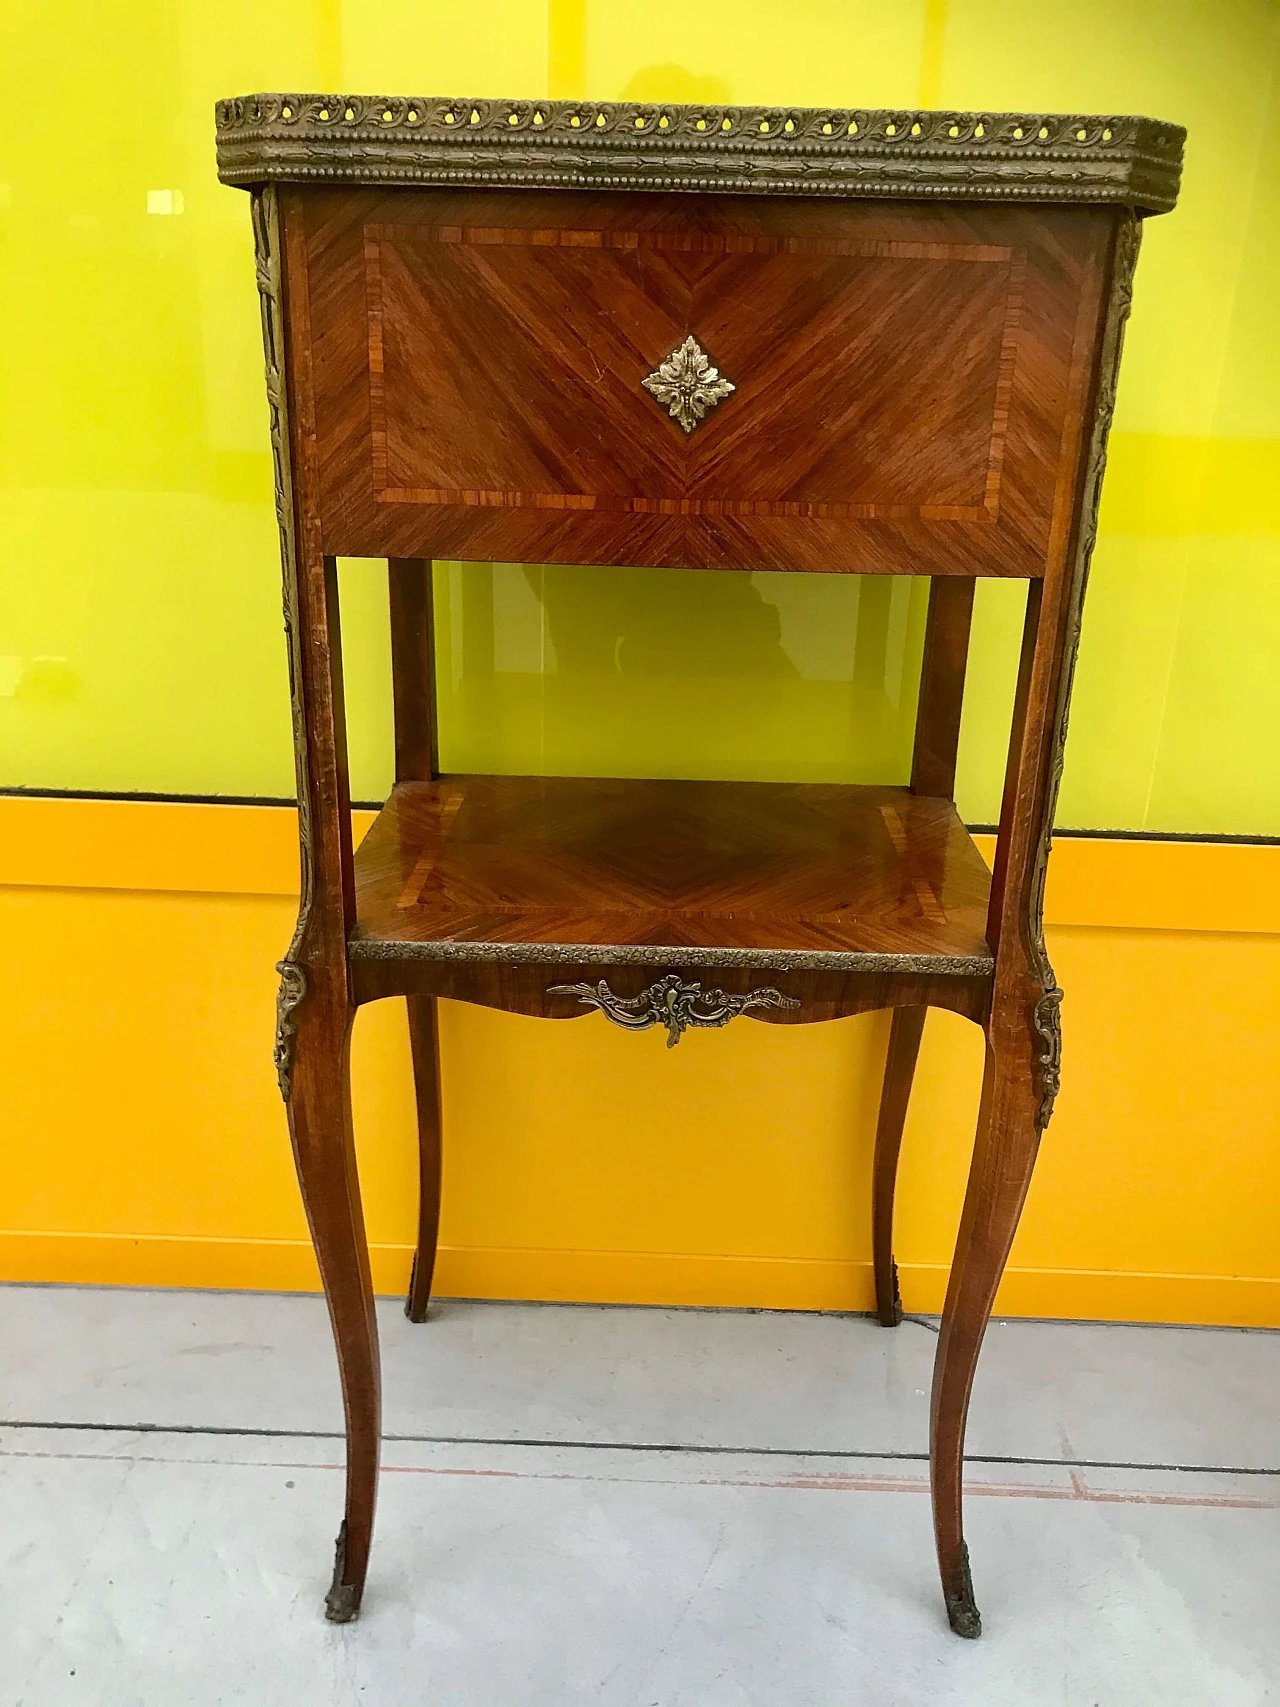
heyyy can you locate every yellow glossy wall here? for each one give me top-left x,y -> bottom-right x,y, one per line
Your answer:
2,0 -> 1278,828
3,2 -> 1280,1321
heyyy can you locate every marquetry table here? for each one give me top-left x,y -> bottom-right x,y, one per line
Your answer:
216,93 -> 1182,1636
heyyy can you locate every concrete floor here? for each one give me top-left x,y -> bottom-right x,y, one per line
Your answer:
2,1287 -> 1278,1705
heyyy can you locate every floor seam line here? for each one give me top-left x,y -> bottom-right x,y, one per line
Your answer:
4,1447 -> 1276,1512
0,1421 -> 1277,1478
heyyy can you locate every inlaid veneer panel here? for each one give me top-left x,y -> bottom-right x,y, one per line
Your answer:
368,225 -> 1020,515
298,188 -> 1112,576
350,775 -> 994,968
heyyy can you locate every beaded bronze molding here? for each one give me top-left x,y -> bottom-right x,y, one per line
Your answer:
216,96 -> 1183,214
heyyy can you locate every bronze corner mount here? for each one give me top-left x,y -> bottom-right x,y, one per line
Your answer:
273,960 -> 308,1101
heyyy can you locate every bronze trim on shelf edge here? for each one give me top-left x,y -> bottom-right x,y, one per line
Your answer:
345,937 -> 994,975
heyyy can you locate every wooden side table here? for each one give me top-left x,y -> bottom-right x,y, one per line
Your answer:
216,95 -> 1182,1636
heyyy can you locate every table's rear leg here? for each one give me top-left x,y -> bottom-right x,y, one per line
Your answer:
286,988 -> 381,1622
386,557 -> 445,1325
404,994 -> 444,1323
893,575 -> 971,1330
872,1005 -> 926,1326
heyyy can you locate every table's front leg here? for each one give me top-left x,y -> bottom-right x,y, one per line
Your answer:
287,986 -> 381,1622
255,182 -> 381,1621
926,207 -> 1136,1636
928,988 -> 1044,1636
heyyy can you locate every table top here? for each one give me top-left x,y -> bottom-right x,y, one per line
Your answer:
216,96 -> 1183,215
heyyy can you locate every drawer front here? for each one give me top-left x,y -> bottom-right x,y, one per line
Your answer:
296,188 -> 1113,576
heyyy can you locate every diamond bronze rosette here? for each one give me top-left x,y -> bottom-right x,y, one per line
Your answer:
642,336 -> 736,434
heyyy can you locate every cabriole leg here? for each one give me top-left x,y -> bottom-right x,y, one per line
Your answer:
285,987 -> 381,1622
404,994 -> 444,1323
872,1005 -> 926,1326
929,1003 -> 1044,1637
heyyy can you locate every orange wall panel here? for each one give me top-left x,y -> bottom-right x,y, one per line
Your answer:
3,797 -> 1279,1327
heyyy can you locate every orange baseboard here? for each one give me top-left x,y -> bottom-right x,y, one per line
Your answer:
4,1232 -> 1278,1329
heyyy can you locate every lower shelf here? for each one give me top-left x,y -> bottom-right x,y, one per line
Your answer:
350,774 -> 994,977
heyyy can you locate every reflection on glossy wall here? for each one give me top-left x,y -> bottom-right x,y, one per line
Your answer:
425,562 -> 930,785
2,0 -> 1278,831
